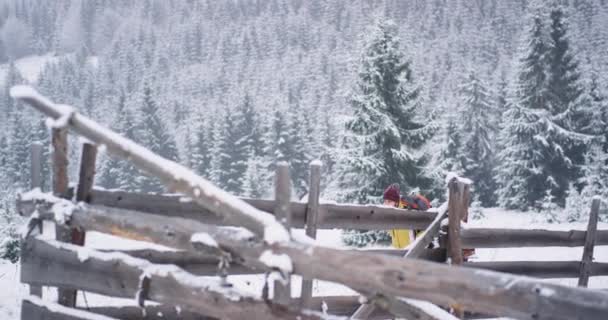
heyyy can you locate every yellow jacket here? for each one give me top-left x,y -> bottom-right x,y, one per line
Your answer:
390,200 -> 414,249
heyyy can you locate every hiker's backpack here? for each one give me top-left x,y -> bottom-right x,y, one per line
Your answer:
401,194 -> 432,210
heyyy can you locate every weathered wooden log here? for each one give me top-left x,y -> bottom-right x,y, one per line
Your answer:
20,237 -> 332,320
97,247 -> 445,276
30,142 -> 43,191
89,188 -> 436,230
452,228 -> 608,248
579,198 -> 601,287
319,202 -> 436,230
273,163 -> 292,303
22,296 -> 119,320
83,296 -> 394,319
464,261 -> 608,279
18,186 -> 438,230
447,177 -> 470,317
301,162 -> 321,308
97,248 -> 253,275
28,198 -> 608,320
83,305 -> 214,320
52,127 -> 79,307
28,143 -> 43,298
448,177 -> 469,266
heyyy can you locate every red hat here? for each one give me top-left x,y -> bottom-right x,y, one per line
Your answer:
383,183 -> 400,202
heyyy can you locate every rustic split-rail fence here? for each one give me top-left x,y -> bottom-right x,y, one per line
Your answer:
10,85 -> 608,320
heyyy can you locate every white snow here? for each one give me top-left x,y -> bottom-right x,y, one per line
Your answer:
258,250 -> 293,273
445,172 -> 473,185
190,232 -> 218,248
400,298 -> 459,319
51,200 -> 76,225
23,295 -> 117,320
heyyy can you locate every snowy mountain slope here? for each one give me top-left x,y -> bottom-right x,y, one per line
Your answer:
0,54 -> 59,85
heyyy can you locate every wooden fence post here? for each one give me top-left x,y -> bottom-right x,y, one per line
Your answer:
52,128 -> 76,307
447,177 -> 470,318
579,198 -> 601,287
72,143 -> 97,246
28,142 -> 43,297
300,161 -> 321,308
273,162 -> 292,304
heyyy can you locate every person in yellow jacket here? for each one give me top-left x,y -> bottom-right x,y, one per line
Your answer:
383,184 -> 415,249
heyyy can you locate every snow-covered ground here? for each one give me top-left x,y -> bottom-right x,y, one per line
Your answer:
1,207 -> 607,318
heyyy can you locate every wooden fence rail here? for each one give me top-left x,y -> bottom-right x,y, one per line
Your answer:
464,261 -> 608,278
18,187 -> 438,230
23,195 -> 608,320
446,228 -> 608,248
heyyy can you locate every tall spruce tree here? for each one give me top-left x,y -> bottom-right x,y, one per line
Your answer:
546,6 -> 591,189
458,71 -> 497,206
497,10 -> 591,210
137,84 -> 179,192
333,19 -> 434,204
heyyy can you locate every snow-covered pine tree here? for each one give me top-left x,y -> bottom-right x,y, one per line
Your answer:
6,111 -> 31,188
191,115 -> 213,179
2,60 -> 25,120
288,109 -> 312,199
98,91 -> 139,191
0,199 -> 20,263
438,118 -> 464,176
136,83 -> 179,193
497,13 -> 551,211
263,109 -> 294,181
546,6 -> 592,190
458,71 -> 497,207
335,19 -> 434,247
242,153 -> 266,199
334,19 -> 435,204
219,103 -> 252,195
497,10 -> 591,210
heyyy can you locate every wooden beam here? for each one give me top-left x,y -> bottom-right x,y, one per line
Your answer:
20,237 -> 330,320
301,162 -> 321,308
28,142 -> 43,298
30,142 -> 43,190
273,163 -> 292,304
18,186 -> 437,230
51,128 -> 69,198
448,177 -> 469,265
83,296 -> 395,319
452,228 -> 608,248
22,296 -> 120,320
579,198 -> 601,287
27,198 -> 608,320
87,188 -> 435,230
447,177 -> 469,318
464,261 -> 608,278
319,203 -> 436,230
52,127 -> 78,307
81,305 -> 214,320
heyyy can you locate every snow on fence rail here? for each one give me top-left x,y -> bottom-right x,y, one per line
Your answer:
11,85 -> 608,320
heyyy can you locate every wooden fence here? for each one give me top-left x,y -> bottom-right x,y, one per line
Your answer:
11,85 -> 608,320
